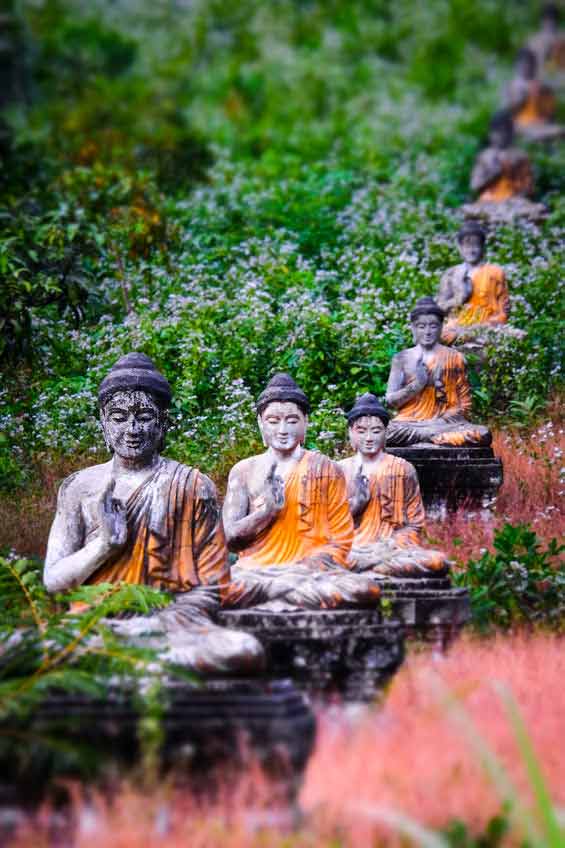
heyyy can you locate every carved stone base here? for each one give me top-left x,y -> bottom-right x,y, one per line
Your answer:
217,608 -> 405,701
375,576 -> 471,650
0,678 -> 315,811
461,197 -> 547,224
386,446 -> 503,514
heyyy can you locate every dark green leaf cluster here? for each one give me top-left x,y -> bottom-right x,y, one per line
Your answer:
454,525 -> 565,633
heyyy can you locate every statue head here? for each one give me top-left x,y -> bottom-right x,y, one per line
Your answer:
456,221 -> 486,264
542,3 -> 559,31
256,373 -> 310,453
346,393 -> 389,457
410,297 -> 445,349
515,47 -> 538,80
98,353 -> 172,461
488,110 -> 514,149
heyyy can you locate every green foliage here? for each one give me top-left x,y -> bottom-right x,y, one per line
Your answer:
454,524 -> 565,633
0,0 -> 562,483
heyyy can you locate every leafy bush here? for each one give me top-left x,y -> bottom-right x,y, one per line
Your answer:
455,524 -> 565,632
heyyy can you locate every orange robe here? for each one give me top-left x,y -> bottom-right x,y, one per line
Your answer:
515,82 -> 557,127
442,264 -> 509,342
478,156 -> 533,202
386,346 -> 490,447
345,454 -> 448,576
85,459 -> 229,593
236,450 -> 353,570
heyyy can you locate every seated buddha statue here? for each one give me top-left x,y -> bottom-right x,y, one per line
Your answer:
528,4 -> 565,78
338,394 -> 450,578
44,353 -> 265,674
437,221 -> 516,346
222,374 -> 381,611
505,48 -> 562,142
462,111 -> 547,223
385,297 -> 491,448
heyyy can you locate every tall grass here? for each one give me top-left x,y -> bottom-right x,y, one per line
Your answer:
10,633 -> 565,847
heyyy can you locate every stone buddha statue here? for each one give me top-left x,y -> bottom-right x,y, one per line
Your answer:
505,48 -> 562,142
462,111 -> 546,223
528,4 -> 565,76
222,374 -> 381,610
44,353 -> 265,674
338,394 -> 450,578
437,222 -> 514,346
385,297 -> 491,448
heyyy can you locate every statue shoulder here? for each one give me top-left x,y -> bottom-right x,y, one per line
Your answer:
226,455 -> 256,483
482,262 -> 506,279
384,452 -> 418,480
57,461 -> 112,504
304,449 -> 344,479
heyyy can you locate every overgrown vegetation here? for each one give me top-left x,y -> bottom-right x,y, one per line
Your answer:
0,0 -> 563,493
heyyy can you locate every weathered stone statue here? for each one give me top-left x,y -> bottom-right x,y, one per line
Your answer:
338,394 -> 450,577
505,48 -> 563,142
385,297 -> 491,448
528,4 -> 565,76
222,374 -> 381,610
437,222 -> 516,346
462,111 -> 547,223
44,353 -> 265,674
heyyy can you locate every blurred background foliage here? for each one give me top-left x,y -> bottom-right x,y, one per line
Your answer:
0,0 -> 563,491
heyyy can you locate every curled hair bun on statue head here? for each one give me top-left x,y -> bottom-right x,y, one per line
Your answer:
98,352 -> 172,409
457,220 -> 486,246
346,393 -> 390,427
256,373 -> 311,415
409,296 -> 445,323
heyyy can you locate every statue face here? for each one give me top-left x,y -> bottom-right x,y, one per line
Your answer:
258,401 -> 307,452
412,314 -> 442,348
101,390 -> 164,461
489,126 -> 512,149
459,234 -> 484,265
349,415 -> 386,457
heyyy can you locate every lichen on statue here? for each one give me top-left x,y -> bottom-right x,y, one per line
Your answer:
44,353 -> 265,674
339,394 -> 450,578
222,374 -> 380,611
437,222 -> 511,346
385,297 -> 491,448
461,111 -> 547,223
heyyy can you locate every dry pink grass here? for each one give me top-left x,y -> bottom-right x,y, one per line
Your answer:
11,633 -> 565,847
427,419 -> 564,563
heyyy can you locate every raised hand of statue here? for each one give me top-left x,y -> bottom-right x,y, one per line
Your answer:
261,463 -> 285,518
98,479 -> 127,554
350,464 -> 371,519
414,359 -> 431,391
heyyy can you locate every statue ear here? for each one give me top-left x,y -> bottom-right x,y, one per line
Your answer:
99,412 -> 113,454
257,414 -> 267,447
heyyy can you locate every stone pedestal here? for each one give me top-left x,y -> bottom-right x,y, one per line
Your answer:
375,576 -> 471,650
217,608 -> 404,702
0,678 -> 315,811
386,446 -> 503,514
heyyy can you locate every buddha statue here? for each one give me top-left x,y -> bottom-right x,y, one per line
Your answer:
528,4 -> 565,77
437,222 -> 518,346
505,48 -> 562,142
462,111 -> 547,223
222,374 -> 381,610
385,297 -> 491,448
44,353 -> 265,674
339,394 -> 450,577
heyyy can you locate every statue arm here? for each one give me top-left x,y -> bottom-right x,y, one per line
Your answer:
491,270 -> 510,322
222,463 -> 277,551
192,473 -> 230,590
386,354 -> 426,409
470,150 -> 501,194
437,269 -> 467,312
391,465 -> 425,546
454,356 -> 473,416
43,479 -> 117,594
